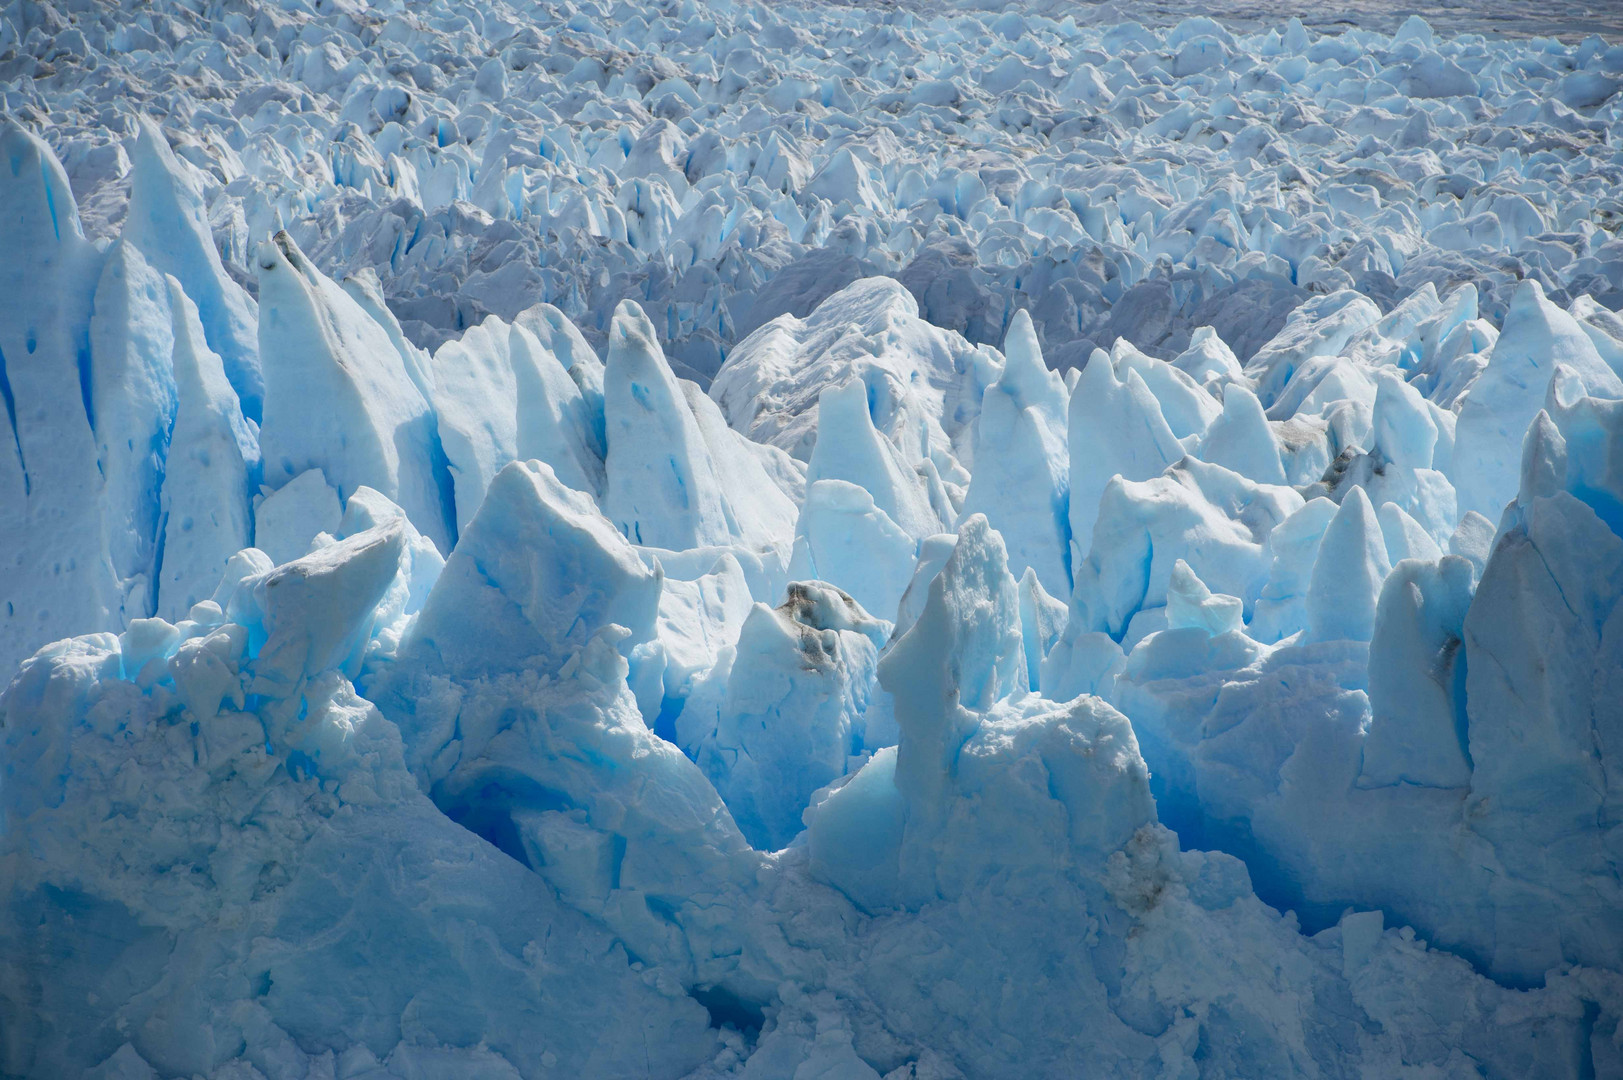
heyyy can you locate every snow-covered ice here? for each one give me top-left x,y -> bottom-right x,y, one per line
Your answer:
5,0 -> 1623,1076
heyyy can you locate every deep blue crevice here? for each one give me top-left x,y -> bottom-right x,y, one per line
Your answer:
0,343 -> 27,495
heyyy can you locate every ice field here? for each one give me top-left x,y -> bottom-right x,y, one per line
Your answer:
3,0 -> 1623,1075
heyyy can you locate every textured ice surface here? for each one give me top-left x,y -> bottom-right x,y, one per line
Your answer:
6,0 -> 1623,1076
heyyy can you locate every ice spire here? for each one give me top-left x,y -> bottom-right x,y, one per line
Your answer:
255,230 -> 453,554
1454,279 -> 1622,522
0,122 -> 119,670
1199,383 -> 1285,484
961,310 -> 1072,596
126,118 -> 263,420
157,278 -> 255,621
1307,485 -> 1391,643
601,299 -> 735,549
808,377 -> 943,541
1067,349 -> 1183,562
880,514 -> 1026,805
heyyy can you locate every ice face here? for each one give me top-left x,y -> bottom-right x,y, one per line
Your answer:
960,310 -> 1073,597
256,231 -> 456,555
124,118 -> 263,422
8,2 -> 1623,1077
430,308 -> 603,534
156,279 -> 256,621
1453,279 -> 1623,522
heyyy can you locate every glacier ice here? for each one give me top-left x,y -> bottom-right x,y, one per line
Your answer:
255,231 -> 456,556
156,278 -> 257,621
6,0 -> 1623,1076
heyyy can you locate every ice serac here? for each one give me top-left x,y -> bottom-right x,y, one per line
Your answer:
87,240 -> 177,624
1378,501 -> 1444,565
255,231 -> 454,555
341,267 -> 435,402
680,381 -> 800,553
683,582 -> 886,851
1165,559 -> 1245,636
602,299 -> 737,550
709,276 -> 992,472
395,458 -> 661,683
807,377 -> 942,542
1245,290 -> 1382,409
431,311 -> 602,533
1066,347 -> 1183,562
1453,279 -> 1623,523
332,486 -> 444,648
881,514 -> 1027,811
1306,486 -> 1391,644
1199,383 -> 1286,485
0,123 -> 119,674
1069,457 -> 1303,644
1017,566 -> 1068,691
246,521 -> 408,695
1250,496 -> 1338,642
252,468 -> 342,568
961,310 -> 1072,596
1456,384 -> 1623,980
812,506 -> 1150,915
372,468 -> 765,1003
1361,555 -> 1474,789
156,279 -> 255,621
516,302 -> 607,460
1174,325 -> 1245,388
641,550 -> 753,717
1111,340 -> 1221,442
1372,370 -> 1438,471
125,119 -> 262,421
788,478 -> 915,621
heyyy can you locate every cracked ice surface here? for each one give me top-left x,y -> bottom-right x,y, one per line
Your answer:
4,0 -> 1623,1076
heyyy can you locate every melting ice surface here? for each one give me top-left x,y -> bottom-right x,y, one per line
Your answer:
4,0 -> 1623,1075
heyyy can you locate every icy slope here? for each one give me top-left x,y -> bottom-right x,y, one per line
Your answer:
6,0 -> 1623,1076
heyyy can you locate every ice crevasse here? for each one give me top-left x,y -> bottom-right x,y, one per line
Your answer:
4,3 -> 1623,1078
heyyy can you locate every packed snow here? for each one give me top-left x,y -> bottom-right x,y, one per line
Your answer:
4,0 -> 1623,1076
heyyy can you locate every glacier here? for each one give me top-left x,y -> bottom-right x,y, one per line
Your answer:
4,0 -> 1623,1076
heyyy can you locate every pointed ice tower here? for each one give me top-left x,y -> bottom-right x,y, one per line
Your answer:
881,514 -> 1028,806
400,459 -> 662,684
157,278 -> 256,621
601,299 -> 736,550
1453,279 -> 1623,522
125,118 -> 263,420
807,377 -> 943,542
1362,554 -> 1474,789
432,312 -> 602,533
788,478 -> 916,621
340,267 -> 435,402
87,240 -> 178,621
255,230 -> 454,554
1199,383 -> 1286,485
1067,349 -> 1183,565
809,512 -> 1153,915
1306,485 -> 1391,643
961,310 -> 1072,597
0,123 -> 120,671
686,581 -> 888,851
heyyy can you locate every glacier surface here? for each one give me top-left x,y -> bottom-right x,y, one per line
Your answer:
4,0 -> 1623,1076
